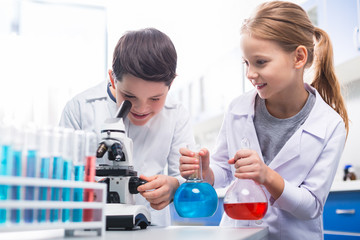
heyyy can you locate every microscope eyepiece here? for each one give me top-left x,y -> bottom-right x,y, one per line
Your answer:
115,100 -> 132,119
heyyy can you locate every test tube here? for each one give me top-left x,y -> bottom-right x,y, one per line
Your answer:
37,127 -> 51,222
72,130 -> 85,222
24,124 -> 38,223
83,131 -> 97,222
11,126 -> 24,223
61,128 -> 74,222
50,127 -> 63,222
0,123 -> 14,224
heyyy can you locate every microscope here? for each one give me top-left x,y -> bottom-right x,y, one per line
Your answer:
95,100 -> 151,230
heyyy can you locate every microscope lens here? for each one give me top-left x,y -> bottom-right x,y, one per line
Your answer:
110,143 -> 124,161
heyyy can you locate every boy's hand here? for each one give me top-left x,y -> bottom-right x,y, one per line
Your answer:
137,174 -> 179,210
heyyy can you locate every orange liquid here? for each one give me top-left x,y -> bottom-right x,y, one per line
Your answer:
223,202 -> 268,220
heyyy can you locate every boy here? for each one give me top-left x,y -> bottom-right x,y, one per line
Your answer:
60,28 -> 194,226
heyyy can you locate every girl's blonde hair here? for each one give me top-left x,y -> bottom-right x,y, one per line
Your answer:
241,1 -> 349,135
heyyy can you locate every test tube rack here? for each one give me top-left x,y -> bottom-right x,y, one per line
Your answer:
0,176 -> 106,238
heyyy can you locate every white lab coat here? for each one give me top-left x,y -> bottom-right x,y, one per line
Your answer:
59,80 -> 194,226
211,84 -> 346,240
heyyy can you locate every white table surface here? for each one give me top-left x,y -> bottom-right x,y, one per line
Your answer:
0,226 -> 268,240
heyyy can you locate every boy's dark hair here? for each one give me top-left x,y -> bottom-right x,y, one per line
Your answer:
112,28 -> 177,86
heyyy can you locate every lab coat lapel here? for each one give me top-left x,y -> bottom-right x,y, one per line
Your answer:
230,90 -> 264,162
268,129 -> 301,170
244,115 -> 264,162
268,84 -> 327,170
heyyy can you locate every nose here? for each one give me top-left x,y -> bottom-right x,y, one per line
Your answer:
246,65 -> 258,80
132,99 -> 149,113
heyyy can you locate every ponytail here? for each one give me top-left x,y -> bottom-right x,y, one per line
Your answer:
311,27 -> 349,136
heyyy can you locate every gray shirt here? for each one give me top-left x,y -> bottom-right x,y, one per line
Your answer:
254,91 -> 315,165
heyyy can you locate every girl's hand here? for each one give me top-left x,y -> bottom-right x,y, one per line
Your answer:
137,174 -> 179,210
179,147 -> 214,184
228,149 -> 268,185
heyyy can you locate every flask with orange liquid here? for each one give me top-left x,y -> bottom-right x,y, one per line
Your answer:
223,138 -> 268,220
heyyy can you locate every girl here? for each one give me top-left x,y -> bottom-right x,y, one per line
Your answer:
179,1 -> 348,239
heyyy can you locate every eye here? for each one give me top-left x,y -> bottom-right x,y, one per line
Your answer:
151,98 -> 160,101
124,94 -> 135,99
256,59 -> 267,65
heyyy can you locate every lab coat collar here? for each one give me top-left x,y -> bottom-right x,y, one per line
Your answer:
230,84 -> 327,140
230,90 -> 257,117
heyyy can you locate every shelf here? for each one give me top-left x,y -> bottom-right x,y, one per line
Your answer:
0,176 -> 106,238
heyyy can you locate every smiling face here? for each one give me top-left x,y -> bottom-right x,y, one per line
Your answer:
240,34 -> 299,101
113,74 -> 169,126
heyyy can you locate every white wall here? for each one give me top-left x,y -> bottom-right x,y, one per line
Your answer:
337,79 -> 360,180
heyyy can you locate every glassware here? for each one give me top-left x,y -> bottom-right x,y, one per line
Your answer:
223,138 -> 268,220
173,144 -> 218,218
72,130 -> 86,222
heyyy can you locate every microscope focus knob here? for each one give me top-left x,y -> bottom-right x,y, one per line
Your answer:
129,177 -> 147,194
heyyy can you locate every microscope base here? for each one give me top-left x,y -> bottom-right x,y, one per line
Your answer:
105,203 -> 151,230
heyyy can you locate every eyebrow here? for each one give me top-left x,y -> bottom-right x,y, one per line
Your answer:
122,90 -> 165,98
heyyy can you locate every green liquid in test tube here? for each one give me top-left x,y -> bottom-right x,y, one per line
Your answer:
72,130 -> 86,222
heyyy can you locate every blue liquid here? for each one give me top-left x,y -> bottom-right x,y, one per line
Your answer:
0,145 -> 13,224
50,156 -> 63,222
72,165 -> 85,222
62,160 -> 72,222
38,157 -> 50,222
173,181 -> 218,218
24,150 -> 37,223
11,150 -> 22,223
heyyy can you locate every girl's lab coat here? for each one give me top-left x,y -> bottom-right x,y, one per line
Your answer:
59,80 -> 194,226
211,84 -> 346,240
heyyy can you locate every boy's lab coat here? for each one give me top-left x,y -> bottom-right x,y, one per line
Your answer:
211,84 -> 346,240
60,80 -> 194,226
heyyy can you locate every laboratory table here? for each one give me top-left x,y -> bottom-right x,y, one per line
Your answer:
0,226 -> 268,240
104,226 -> 269,240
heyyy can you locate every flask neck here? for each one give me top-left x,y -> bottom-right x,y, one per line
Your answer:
188,152 -> 202,180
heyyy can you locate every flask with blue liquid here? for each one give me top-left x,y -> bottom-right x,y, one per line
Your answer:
173,144 -> 218,218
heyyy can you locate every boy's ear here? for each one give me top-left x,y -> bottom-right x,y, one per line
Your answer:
294,45 -> 307,69
108,69 -> 116,89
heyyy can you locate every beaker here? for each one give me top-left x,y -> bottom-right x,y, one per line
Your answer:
223,138 -> 268,220
173,144 -> 218,218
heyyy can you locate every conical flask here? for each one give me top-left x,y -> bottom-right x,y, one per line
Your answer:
173,144 -> 218,218
223,138 -> 268,220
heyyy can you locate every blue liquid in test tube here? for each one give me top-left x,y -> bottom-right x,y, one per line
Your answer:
37,128 -> 51,222
61,128 -> 74,222
0,124 -> 14,224
11,126 -> 24,223
24,125 -> 38,223
24,150 -> 37,223
72,130 -> 85,222
50,128 -> 63,222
